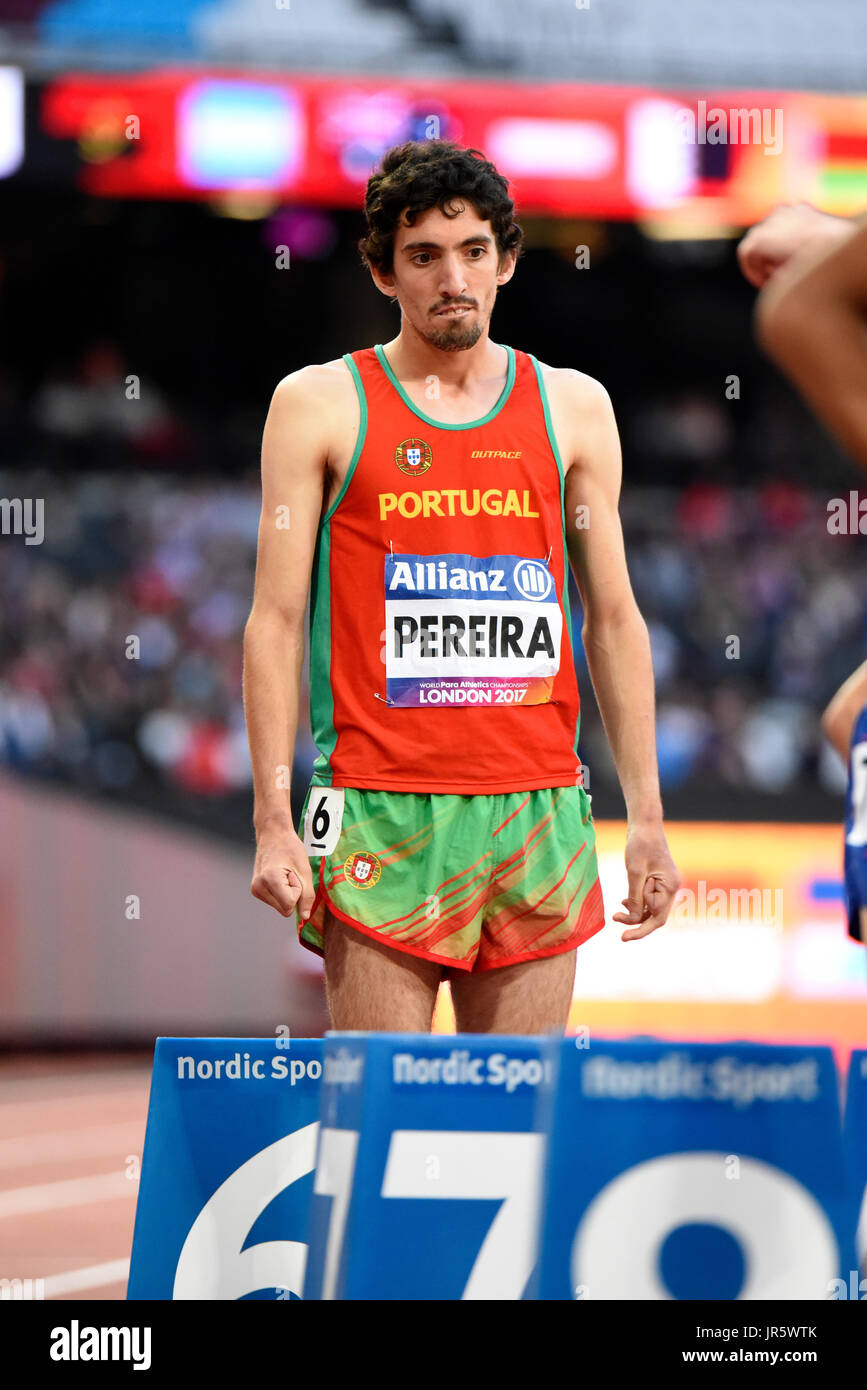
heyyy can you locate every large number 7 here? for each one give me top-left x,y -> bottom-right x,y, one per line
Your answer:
317,1128 -> 543,1300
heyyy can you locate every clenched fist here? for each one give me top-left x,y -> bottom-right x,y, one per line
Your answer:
251,824 -> 315,923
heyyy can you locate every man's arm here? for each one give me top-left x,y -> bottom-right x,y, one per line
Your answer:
821,661 -> 867,764
547,368 -> 680,940
752,219 -> 867,471
243,369 -> 331,922
736,202 -> 867,469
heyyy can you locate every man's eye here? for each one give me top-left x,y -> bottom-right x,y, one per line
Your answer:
413,254 -> 432,265
467,247 -> 486,258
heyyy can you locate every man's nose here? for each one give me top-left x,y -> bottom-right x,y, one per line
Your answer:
437,255 -> 468,299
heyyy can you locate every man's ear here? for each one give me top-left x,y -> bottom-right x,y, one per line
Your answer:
368,263 -> 399,300
496,248 -> 518,288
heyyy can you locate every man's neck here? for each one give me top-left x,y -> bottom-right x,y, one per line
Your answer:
381,327 -> 508,391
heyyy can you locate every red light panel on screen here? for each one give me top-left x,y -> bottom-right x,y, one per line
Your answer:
39,72 -> 867,222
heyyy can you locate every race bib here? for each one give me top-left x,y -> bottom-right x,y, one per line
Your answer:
302,786 -> 345,855
384,552 -> 562,708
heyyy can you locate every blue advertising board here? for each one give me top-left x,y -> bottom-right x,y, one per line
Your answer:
303,1032 -> 549,1300
127,1037 -> 323,1300
534,1038 -> 857,1300
843,1047 -> 867,1297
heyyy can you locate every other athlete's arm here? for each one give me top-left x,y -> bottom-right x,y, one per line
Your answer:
821,660 -> 867,763
243,370 -> 330,921
736,202 -> 858,290
549,369 -> 680,940
751,218 -> 867,471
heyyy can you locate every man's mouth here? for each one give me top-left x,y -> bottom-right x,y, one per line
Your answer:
435,305 -> 474,317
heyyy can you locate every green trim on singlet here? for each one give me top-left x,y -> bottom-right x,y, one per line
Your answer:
529,352 -> 581,756
373,342 -> 516,431
308,522 -> 335,785
308,355 -> 369,784
323,354 -> 368,523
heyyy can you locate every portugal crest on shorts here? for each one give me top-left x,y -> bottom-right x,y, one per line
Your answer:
344,850 -> 382,889
395,438 -> 432,476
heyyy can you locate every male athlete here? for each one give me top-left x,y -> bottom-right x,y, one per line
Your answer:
822,661 -> 867,946
740,205 -> 867,949
244,141 -> 679,1034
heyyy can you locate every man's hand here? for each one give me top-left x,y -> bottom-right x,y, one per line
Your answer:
737,202 -> 854,289
612,820 -> 680,942
251,823 -> 315,923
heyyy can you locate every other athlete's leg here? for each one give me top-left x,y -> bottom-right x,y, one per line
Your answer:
447,948 -> 577,1035
322,909 -> 443,1031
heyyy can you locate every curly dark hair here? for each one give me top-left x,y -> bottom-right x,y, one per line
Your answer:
359,140 -> 523,274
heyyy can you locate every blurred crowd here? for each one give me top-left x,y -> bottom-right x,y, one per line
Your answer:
582,481 -> 867,801
2,337 -> 866,831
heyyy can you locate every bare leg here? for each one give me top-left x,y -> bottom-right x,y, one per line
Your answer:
322,910 -> 443,1032
447,949 -> 577,1035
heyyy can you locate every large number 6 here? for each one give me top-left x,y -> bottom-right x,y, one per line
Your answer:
310,796 -> 331,843
173,1123 -> 319,1300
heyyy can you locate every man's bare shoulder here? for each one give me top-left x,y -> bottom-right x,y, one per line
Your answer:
535,360 -> 613,416
535,362 -> 621,483
269,358 -> 357,414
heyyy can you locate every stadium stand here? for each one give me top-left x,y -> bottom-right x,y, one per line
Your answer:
0,0 -> 861,90
2,446 -> 865,827
192,0 -> 418,69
